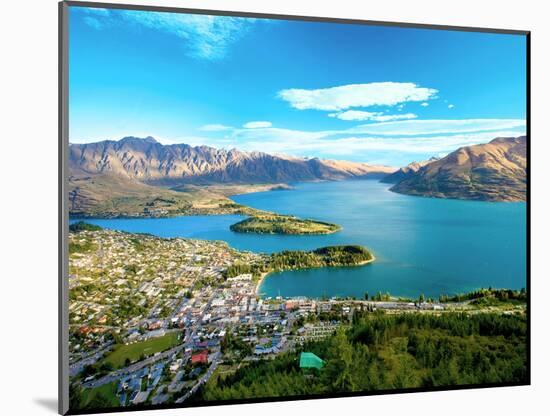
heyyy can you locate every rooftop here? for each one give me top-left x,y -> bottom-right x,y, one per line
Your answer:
299,352 -> 325,369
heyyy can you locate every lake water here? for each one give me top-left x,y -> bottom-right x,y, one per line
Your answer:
71,180 -> 527,299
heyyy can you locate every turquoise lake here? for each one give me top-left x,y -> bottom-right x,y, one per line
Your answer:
70,180 -> 527,299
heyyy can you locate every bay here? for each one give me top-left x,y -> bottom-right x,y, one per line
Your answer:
71,180 -> 527,299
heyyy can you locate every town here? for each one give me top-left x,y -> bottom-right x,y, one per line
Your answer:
68,226 -> 526,409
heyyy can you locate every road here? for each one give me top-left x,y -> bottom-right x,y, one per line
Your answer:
175,351 -> 221,404
81,342 -> 189,389
70,341 -> 114,377
80,289 -> 220,390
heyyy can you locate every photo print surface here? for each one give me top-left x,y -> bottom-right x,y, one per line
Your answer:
62,2 -> 529,413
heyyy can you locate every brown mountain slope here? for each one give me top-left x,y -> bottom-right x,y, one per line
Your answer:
68,174 -> 282,218
69,136 -> 394,185
390,136 -> 527,202
68,174 -> 227,217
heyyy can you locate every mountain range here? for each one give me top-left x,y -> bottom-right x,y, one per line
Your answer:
68,135 -> 527,217
69,136 -> 394,185
389,136 -> 527,202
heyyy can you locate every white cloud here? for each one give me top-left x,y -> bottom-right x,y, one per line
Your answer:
325,131 -> 524,156
198,124 -> 233,132
78,7 -> 257,60
329,111 -> 417,122
82,7 -> 110,16
83,16 -> 104,30
177,119 -> 526,156
103,129 -> 524,165
278,82 -> 438,111
348,119 -> 525,136
421,102 -> 429,107
373,114 -> 418,122
231,127 -> 326,142
215,130 -> 525,161
448,104 -> 455,109
242,121 -> 273,129
194,118 -> 525,164
74,117 -> 525,168
75,119 -> 525,153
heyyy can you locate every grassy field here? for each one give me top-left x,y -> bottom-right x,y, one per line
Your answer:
102,332 -> 182,369
230,215 -> 341,235
79,381 -> 119,409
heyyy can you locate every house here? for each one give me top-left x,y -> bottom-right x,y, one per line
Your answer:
148,321 -> 163,330
194,340 -> 208,350
79,326 -> 92,336
170,359 -> 183,373
191,350 -> 208,365
299,352 -> 325,370
285,300 -> 299,311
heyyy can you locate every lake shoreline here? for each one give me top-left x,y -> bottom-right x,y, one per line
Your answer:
255,254 -> 376,297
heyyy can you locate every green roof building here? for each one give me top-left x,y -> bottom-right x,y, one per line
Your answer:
299,352 -> 325,369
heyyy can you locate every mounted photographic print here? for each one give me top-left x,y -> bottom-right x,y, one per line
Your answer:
59,1 -> 530,414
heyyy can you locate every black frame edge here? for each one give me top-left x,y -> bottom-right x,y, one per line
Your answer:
59,1 -> 70,415
63,0 -> 530,35
525,31 -> 531,387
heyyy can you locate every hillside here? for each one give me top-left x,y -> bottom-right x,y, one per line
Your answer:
197,313 -> 526,401
69,136 -> 394,185
381,157 -> 439,184
390,136 -> 527,202
68,174 -> 269,218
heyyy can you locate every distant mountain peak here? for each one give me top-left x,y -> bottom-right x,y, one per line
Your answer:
119,135 -> 159,144
381,156 -> 438,184
490,135 -> 526,145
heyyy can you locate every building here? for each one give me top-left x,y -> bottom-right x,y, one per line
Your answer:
227,273 -> 252,282
299,352 -> 325,370
191,350 -> 208,365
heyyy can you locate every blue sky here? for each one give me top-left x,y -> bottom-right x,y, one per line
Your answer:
69,6 -> 527,166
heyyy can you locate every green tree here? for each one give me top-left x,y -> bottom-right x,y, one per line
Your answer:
327,329 -> 355,391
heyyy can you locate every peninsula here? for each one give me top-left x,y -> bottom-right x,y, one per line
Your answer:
224,244 -> 375,284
